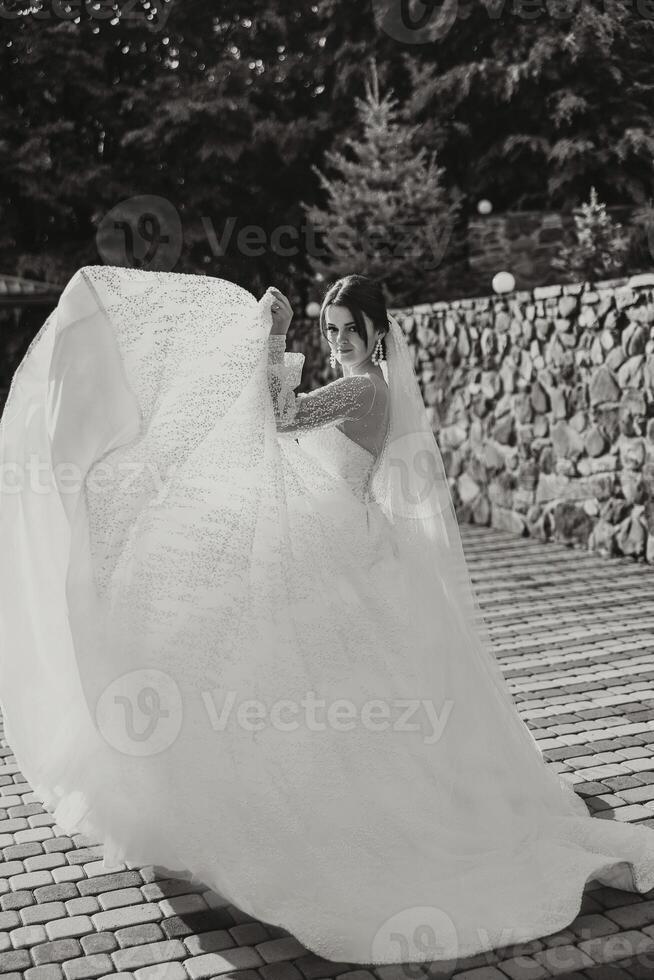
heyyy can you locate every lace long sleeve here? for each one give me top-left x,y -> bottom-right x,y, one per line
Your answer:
267,335 -> 377,434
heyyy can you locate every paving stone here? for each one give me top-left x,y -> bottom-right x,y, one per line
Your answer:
77,872 -> 143,897
25,854 -> 67,873
157,893 -> 208,917
9,870 -> 54,891
0,862 -> 26,879
568,913 -> 622,939
184,947 -> 265,978
533,943 -> 595,972
45,916 -> 94,941
230,922 -> 270,946
43,839 -> 76,855
0,911 -> 20,929
578,929 -> 654,963
134,963 -> 188,980
114,923 -> 165,949
52,867 -> 85,884
111,938 -> 187,971
33,939 -> 83,965
91,902 -> 162,932
0,947 -> 32,972
10,924 -> 48,948
183,930 -> 235,956
34,884 -> 79,904
620,785 -> 654,803
493,956 -> 551,979
161,909 -> 233,939
15,829 -> 53,844
256,937 -> 309,963
215,971 -> 264,980
25,966 -> 65,980
582,967 -> 634,979
97,887 -> 144,911
65,898 -> 99,916
80,933 -> 118,956
260,964 -> 307,980
61,953 -> 113,979
605,901 -> 654,930
21,902 -> 67,926
444,968 -> 506,980
141,878 -> 203,902
1,890 -> 34,911
3,843 -> 43,861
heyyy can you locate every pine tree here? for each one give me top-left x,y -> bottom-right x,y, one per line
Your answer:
402,0 -> 654,212
303,60 -> 461,306
552,187 -> 631,283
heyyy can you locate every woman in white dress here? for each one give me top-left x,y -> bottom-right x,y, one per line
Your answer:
1,265 -> 654,967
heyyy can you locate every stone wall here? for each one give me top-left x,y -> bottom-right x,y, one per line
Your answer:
390,272 -> 654,564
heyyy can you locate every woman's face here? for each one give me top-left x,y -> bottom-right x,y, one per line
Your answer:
324,304 -> 375,369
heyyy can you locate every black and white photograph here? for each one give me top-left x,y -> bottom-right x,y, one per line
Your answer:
2,2 -> 654,978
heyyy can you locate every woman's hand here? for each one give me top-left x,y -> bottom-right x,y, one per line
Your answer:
265,287 -> 294,335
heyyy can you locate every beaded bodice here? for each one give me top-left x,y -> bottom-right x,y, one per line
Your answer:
295,425 -> 379,504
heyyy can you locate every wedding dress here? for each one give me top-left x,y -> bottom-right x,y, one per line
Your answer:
2,265 -> 654,967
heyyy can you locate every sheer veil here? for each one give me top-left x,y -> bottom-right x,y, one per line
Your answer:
371,313 -> 582,778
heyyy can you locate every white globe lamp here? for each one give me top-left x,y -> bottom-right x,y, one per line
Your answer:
492,271 -> 515,295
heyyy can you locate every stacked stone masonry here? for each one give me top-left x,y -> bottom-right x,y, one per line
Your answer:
392,272 -> 654,564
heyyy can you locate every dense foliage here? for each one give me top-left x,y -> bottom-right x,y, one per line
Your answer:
1,0 -> 653,309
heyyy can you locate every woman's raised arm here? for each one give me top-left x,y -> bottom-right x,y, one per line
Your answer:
267,334 -> 377,434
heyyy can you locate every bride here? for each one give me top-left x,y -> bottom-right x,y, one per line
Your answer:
2,264 -> 654,967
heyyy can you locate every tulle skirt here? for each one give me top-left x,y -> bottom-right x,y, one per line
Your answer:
2,265 -> 654,966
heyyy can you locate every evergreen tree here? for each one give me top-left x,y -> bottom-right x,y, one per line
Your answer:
401,0 -> 654,212
303,61 -> 461,305
552,186 -> 631,282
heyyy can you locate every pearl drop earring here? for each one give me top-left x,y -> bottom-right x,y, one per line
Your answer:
330,348 -> 337,369
372,335 -> 384,365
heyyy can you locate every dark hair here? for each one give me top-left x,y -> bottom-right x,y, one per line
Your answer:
319,275 -> 389,356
